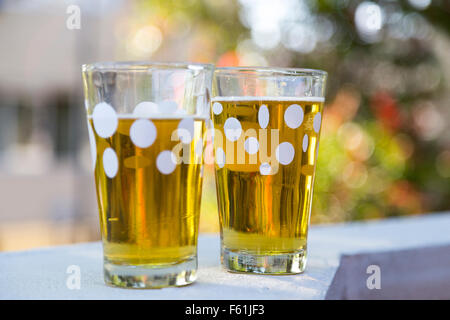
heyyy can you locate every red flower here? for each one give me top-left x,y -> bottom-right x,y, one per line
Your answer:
371,91 -> 402,131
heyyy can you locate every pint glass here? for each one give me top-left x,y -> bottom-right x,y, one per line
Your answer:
212,67 -> 327,274
82,62 -> 213,288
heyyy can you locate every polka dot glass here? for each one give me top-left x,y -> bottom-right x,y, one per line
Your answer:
82,62 -> 213,288
212,67 -> 327,274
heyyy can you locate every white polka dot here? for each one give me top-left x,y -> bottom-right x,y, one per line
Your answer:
244,137 -> 259,154
276,142 -> 295,165
313,112 -> 322,133
258,105 -> 269,129
213,102 -> 223,115
87,119 -> 96,170
103,148 -> 118,178
133,101 -> 159,117
92,102 -> 118,138
216,147 -> 225,168
303,134 -> 309,152
284,104 -> 304,129
177,118 -> 195,144
195,138 -> 203,157
159,100 -> 178,113
224,117 -> 242,142
259,163 -> 272,175
156,150 -> 177,175
130,119 -> 157,148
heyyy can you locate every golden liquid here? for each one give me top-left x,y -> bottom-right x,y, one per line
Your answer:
212,98 -> 323,255
90,117 -> 205,266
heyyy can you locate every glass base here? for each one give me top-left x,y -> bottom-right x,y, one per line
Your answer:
221,247 -> 307,274
103,256 -> 197,289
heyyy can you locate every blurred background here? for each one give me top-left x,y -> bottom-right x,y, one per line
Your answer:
0,0 -> 448,251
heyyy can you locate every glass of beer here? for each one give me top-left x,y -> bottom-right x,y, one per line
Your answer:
81,62 -> 213,288
212,67 -> 327,274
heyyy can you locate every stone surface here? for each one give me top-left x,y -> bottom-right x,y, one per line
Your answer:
1,213 -> 449,300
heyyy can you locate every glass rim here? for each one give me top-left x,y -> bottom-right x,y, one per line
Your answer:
214,66 -> 327,77
81,61 -> 215,72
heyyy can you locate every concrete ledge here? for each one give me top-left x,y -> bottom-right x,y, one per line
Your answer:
1,212 -> 449,299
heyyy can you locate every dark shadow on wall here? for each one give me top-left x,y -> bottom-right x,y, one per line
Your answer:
326,244 -> 450,299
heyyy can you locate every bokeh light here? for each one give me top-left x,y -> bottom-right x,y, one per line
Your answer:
127,25 -> 163,58
355,1 -> 383,43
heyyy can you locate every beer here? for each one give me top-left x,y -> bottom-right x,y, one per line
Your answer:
211,96 -> 324,273
89,116 -> 205,267
82,61 -> 213,288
